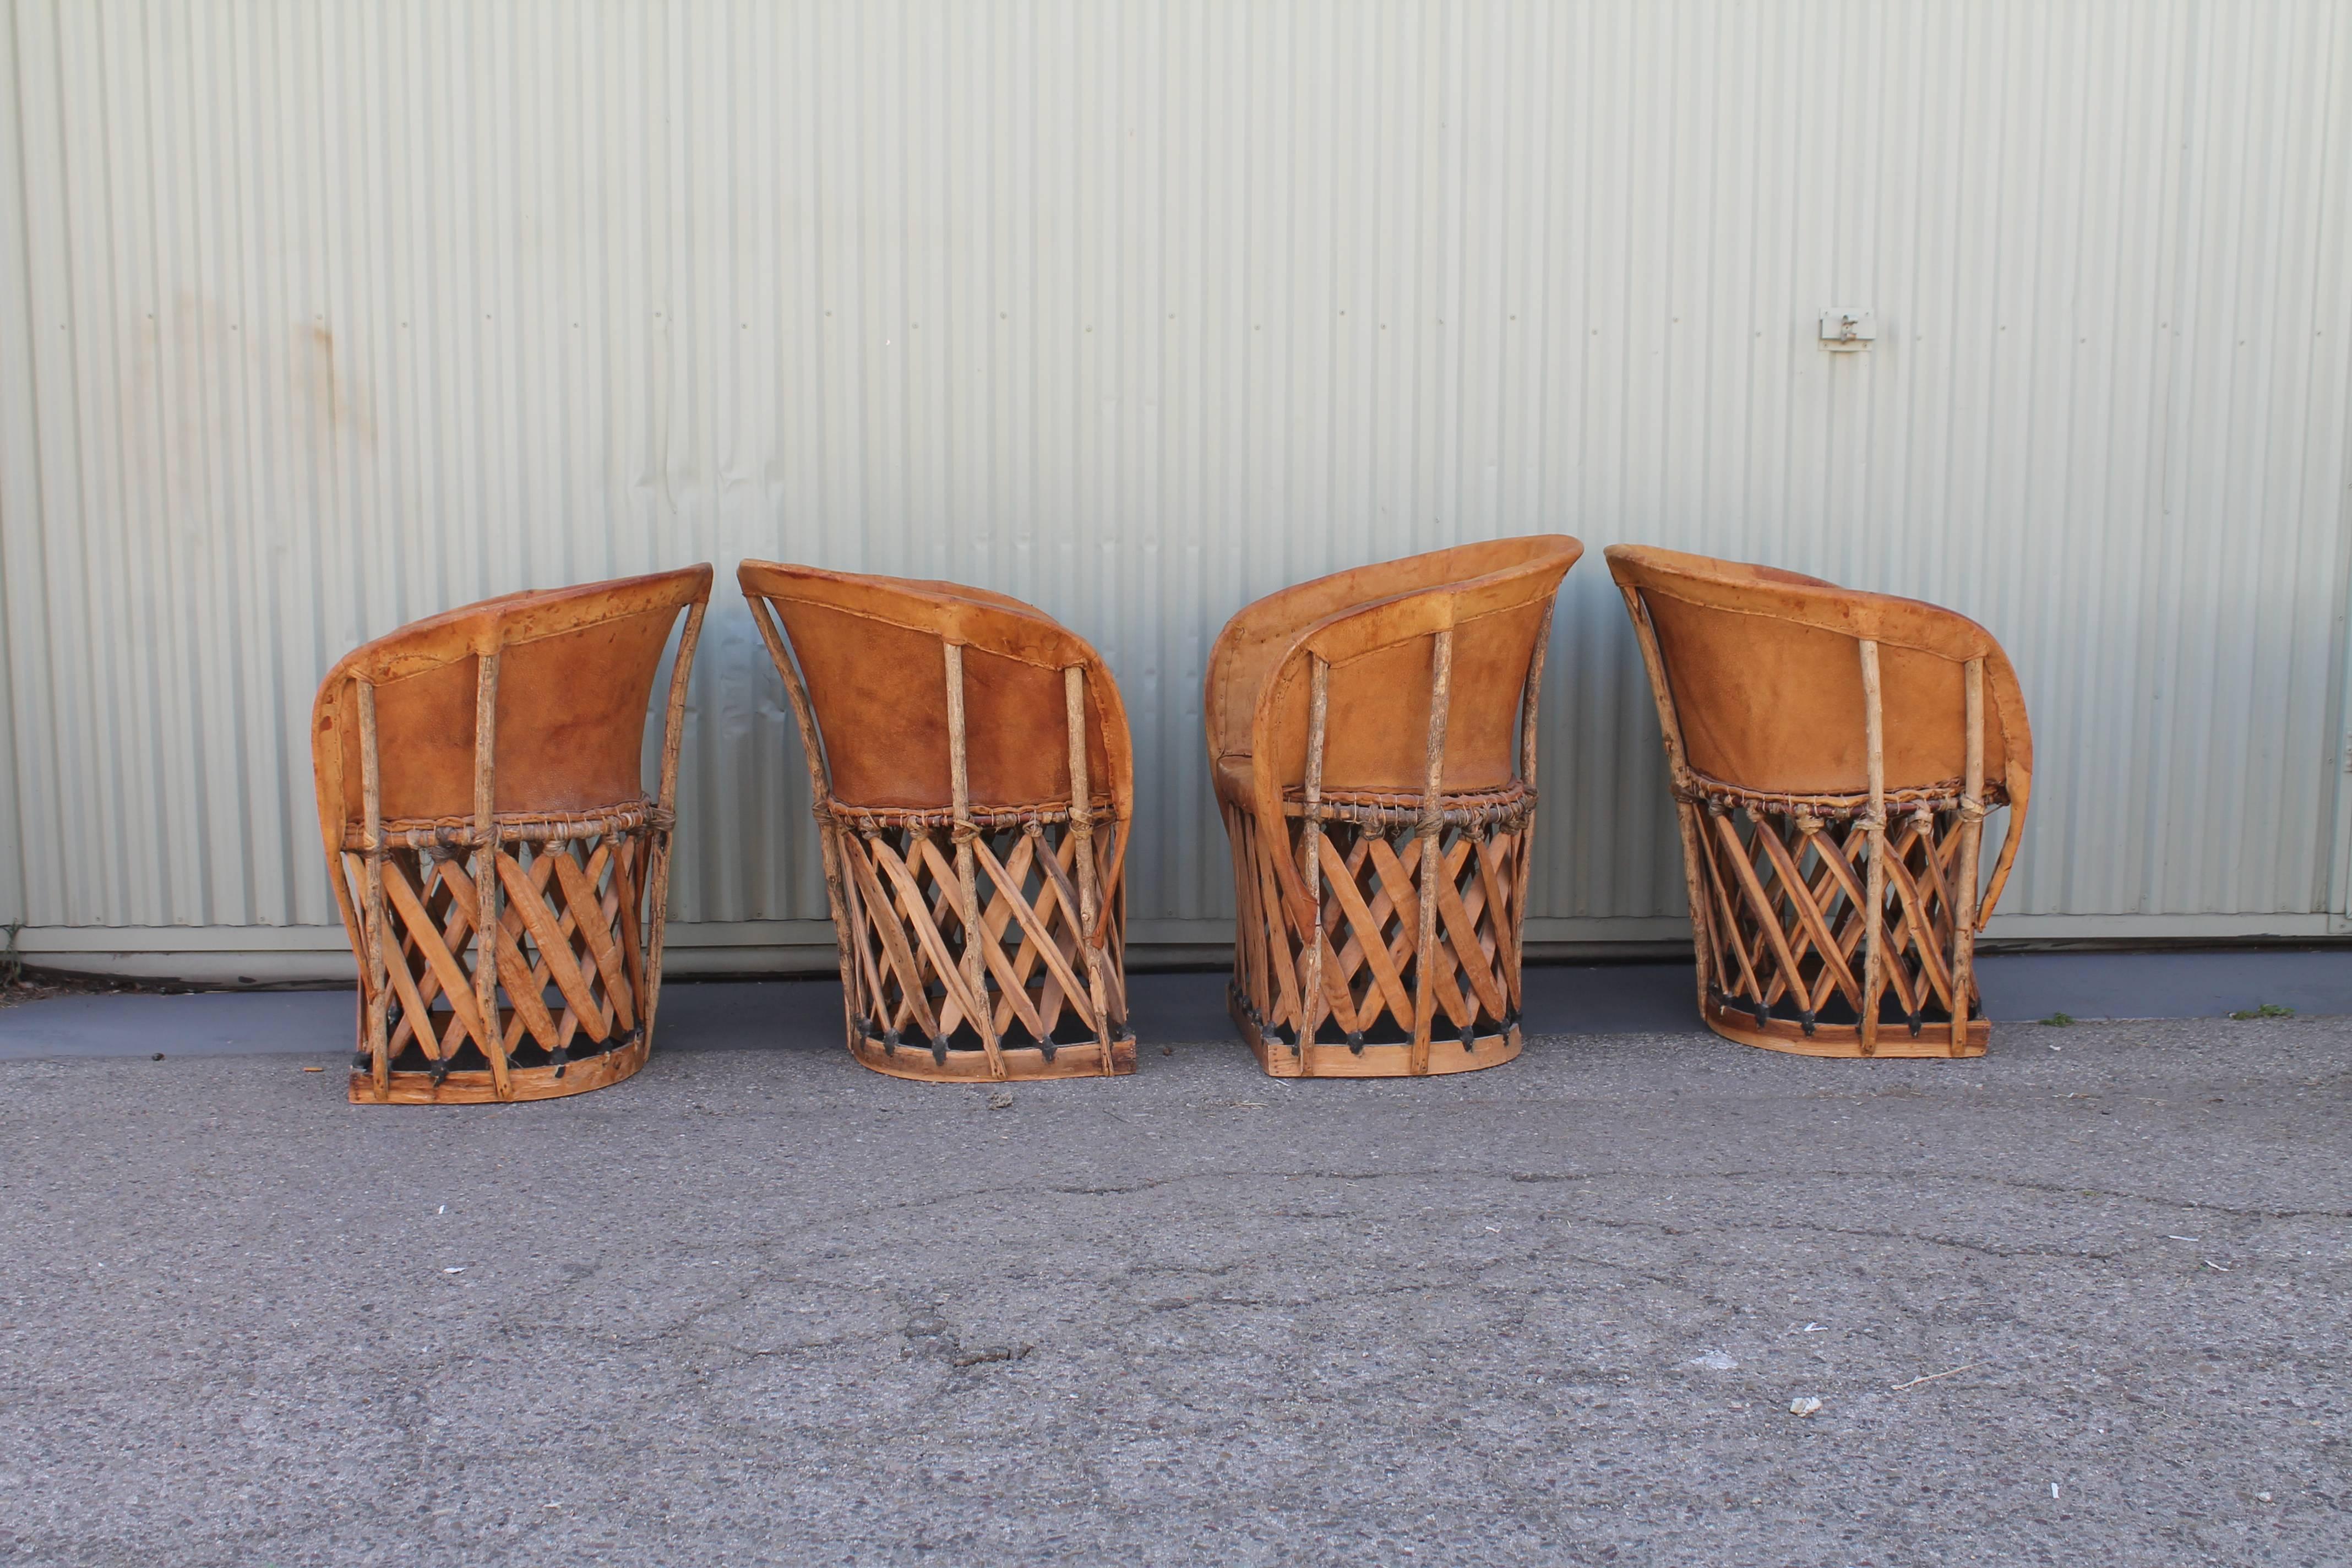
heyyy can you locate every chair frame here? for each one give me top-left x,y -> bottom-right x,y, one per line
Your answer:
1216,543 -> 1577,1078
313,570 -> 710,1103
1611,555 -> 2032,1058
741,564 -> 1136,1083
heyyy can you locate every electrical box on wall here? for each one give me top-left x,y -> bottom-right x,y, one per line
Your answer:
1819,309 -> 1876,351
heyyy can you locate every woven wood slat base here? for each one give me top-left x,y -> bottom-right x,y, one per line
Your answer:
1224,794 -> 1529,1078
342,823 -> 657,1103
832,810 -> 1136,1082
1686,791 -> 1989,1059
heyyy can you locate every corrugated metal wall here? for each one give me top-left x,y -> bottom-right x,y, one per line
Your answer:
2,0 -> 2348,978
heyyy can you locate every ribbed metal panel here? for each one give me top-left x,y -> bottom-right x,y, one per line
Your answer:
1,0 -> 2348,976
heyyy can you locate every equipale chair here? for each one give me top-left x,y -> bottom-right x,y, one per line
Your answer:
740,562 -> 1136,1082
312,566 -> 712,1103
1606,545 -> 2032,1057
1206,536 -> 1582,1077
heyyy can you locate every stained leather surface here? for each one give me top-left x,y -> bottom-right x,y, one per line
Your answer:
1205,537 -> 1581,804
1204,537 -> 1578,775
309,567 -> 715,837
1205,536 -> 1582,928
738,562 -> 1133,817
1604,546 -> 2031,797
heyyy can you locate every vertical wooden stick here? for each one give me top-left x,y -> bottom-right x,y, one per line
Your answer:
1229,804 -> 1270,1046
357,682 -> 391,1102
1858,639 -> 1886,1058
1512,602 -> 1555,1024
815,827 -> 860,1048
944,643 -> 1006,1080
1620,589 -> 1715,1014
1295,654 -> 1331,1075
472,651 -> 512,1099
1951,657 -> 1986,1055
750,596 -> 862,1053
1672,804 -> 1720,1012
1408,627 -> 1455,1076
645,601 -> 706,1052
1518,605 -> 1554,791
1064,665 -> 1117,1075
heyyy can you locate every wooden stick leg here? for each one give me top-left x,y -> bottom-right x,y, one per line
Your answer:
471,652 -> 513,1099
1952,657 -> 1985,1056
1295,656 -> 1331,1074
815,820 -> 861,1052
943,643 -> 1006,1080
748,594 -> 858,1056
1858,640 -> 1885,1059
1407,628 -> 1455,1076
1062,666 -> 1118,1075
357,682 -> 391,1101
1672,802 -> 1716,1015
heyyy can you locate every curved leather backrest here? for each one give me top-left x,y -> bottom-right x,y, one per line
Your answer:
1217,537 -> 1580,935
1250,542 -> 1580,802
1604,545 -> 2033,801
311,566 -> 714,834
738,561 -> 1133,818
1205,536 -> 1579,770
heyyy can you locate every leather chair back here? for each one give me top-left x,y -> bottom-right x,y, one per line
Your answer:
1207,536 -> 1578,786
1605,546 -> 2029,800
737,563 -> 1131,819
312,567 -> 712,835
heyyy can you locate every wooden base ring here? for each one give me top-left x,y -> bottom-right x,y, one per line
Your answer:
1700,997 -> 1988,1059
348,1032 -> 652,1104
1231,989 -> 1522,1078
849,1027 -> 1136,1082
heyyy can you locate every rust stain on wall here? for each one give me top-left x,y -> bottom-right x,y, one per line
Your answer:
295,320 -> 373,448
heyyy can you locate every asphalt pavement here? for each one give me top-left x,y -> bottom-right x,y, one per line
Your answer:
7,948 -> 2351,1063
2,1003 -> 2346,1566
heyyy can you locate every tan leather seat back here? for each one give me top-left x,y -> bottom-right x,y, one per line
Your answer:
312,568 -> 714,834
1251,564 -> 1573,803
737,563 -> 1132,818
1605,546 -> 2030,801
1206,536 -> 1577,770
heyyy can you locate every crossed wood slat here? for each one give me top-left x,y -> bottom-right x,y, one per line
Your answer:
1696,802 -> 1980,1039
1244,808 -> 1521,1049
832,816 -> 1124,1059
360,831 -> 645,1073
